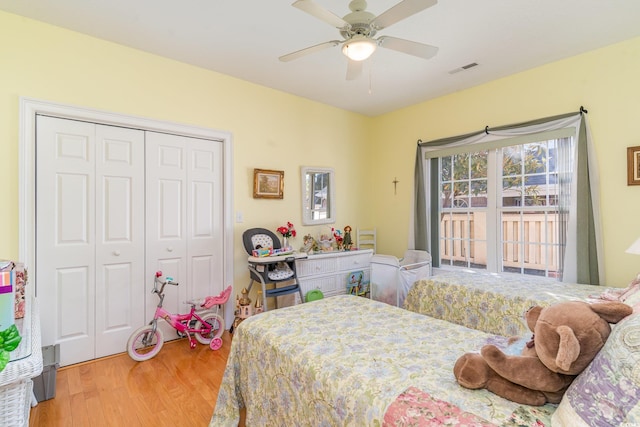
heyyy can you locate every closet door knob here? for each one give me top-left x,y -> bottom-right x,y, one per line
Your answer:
113,250 -> 121,256
167,247 -> 174,252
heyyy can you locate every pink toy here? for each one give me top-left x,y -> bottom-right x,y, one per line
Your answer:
126,271 -> 230,360
202,285 -> 233,309
201,285 -> 232,350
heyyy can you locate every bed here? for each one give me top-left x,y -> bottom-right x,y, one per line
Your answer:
404,270 -> 609,336
210,295 -> 556,426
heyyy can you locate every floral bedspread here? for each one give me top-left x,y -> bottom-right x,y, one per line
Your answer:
210,295 -> 555,426
404,270 -> 607,337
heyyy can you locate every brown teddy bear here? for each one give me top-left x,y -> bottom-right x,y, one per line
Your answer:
453,300 -> 632,406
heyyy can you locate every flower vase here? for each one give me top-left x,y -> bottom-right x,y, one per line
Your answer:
282,237 -> 289,250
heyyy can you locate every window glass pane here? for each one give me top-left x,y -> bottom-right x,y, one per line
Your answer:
547,173 -> 558,206
439,211 -> 453,266
453,182 -> 468,208
523,143 -> 545,174
470,151 -> 487,179
439,149 -> 488,270
453,153 -> 469,180
502,146 -> 522,177
435,136 -> 570,279
441,156 -> 452,181
470,180 -> 487,207
548,140 -> 558,173
308,172 -> 329,220
502,176 -> 522,207
441,182 -> 452,209
500,208 -> 560,277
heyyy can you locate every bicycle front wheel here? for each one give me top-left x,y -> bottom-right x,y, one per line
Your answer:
195,312 -> 225,345
127,325 -> 164,361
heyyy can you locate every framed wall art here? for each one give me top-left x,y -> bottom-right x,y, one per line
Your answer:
628,146 -> 640,185
253,168 -> 284,199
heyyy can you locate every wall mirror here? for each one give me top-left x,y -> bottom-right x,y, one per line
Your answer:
301,166 -> 335,225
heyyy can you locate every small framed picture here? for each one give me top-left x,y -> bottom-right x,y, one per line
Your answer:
627,146 -> 640,185
253,169 -> 284,199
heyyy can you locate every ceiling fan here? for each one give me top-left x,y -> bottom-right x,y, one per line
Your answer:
279,0 -> 439,80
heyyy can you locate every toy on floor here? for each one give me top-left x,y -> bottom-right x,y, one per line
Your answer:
453,300 -> 633,406
201,285 -> 233,350
126,272 -> 231,361
229,288 -> 263,334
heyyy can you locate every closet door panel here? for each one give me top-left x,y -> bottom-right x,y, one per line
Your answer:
57,267 -> 91,339
145,133 -> 224,320
145,132 -> 188,332
37,116 -> 97,366
188,139 -> 224,298
94,125 -> 145,358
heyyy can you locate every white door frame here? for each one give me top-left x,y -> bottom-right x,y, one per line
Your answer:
18,97 -> 235,322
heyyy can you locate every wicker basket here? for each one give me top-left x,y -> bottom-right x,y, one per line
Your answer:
0,297 -> 43,427
0,379 -> 34,427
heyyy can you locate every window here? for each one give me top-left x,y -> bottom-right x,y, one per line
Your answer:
415,112 -> 601,284
301,166 -> 335,225
438,138 -> 570,277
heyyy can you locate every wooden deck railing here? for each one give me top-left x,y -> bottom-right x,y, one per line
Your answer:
440,211 -> 560,273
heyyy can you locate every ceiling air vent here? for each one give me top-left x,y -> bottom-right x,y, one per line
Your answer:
448,62 -> 479,74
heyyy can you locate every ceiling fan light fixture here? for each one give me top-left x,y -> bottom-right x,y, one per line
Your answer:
342,35 -> 377,61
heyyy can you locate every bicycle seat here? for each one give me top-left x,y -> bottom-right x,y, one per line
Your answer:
185,298 -> 204,307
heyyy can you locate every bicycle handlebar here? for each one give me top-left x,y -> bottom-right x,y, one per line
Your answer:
152,271 -> 179,294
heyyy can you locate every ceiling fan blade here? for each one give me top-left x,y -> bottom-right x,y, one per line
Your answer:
346,59 -> 363,81
292,0 -> 350,30
378,36 -> 438,59
371,0 -> 437,30
279,40 -> 341,62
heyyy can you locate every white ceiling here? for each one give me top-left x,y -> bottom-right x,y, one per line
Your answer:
2,0 -> 640,116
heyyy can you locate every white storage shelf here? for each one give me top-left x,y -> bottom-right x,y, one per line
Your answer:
296,249 -> 373,300
0,296 -> 43,427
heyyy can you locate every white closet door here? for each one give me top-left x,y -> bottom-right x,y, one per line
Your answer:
94,124 -> 145,358
37,116 -> 145,366
37,116 -> 97,365
145,132 -> 187,324
188,137 -> 224,299
145,132 -> 224,333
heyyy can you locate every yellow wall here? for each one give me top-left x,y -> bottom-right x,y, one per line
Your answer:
3,10 -> 639,290
0,11 -> 373,289
371,36 -> 640,287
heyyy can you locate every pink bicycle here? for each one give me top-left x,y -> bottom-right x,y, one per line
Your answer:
126,271 -> 232,362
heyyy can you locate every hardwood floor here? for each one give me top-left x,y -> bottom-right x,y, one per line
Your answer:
29,331 -> 234,427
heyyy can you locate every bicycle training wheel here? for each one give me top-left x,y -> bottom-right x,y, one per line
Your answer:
210,337 -> 223,351
194,312 -> 225,345
127,325 -> 164,361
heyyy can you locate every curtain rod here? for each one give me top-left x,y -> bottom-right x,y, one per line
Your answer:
417,106 -> 589,145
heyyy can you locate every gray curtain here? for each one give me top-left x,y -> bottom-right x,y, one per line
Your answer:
413,110 -> 602,284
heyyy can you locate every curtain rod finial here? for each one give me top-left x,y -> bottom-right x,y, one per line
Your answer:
580,106 -> 588,115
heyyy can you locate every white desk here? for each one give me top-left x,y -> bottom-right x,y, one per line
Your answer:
295,249 -> 374,300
